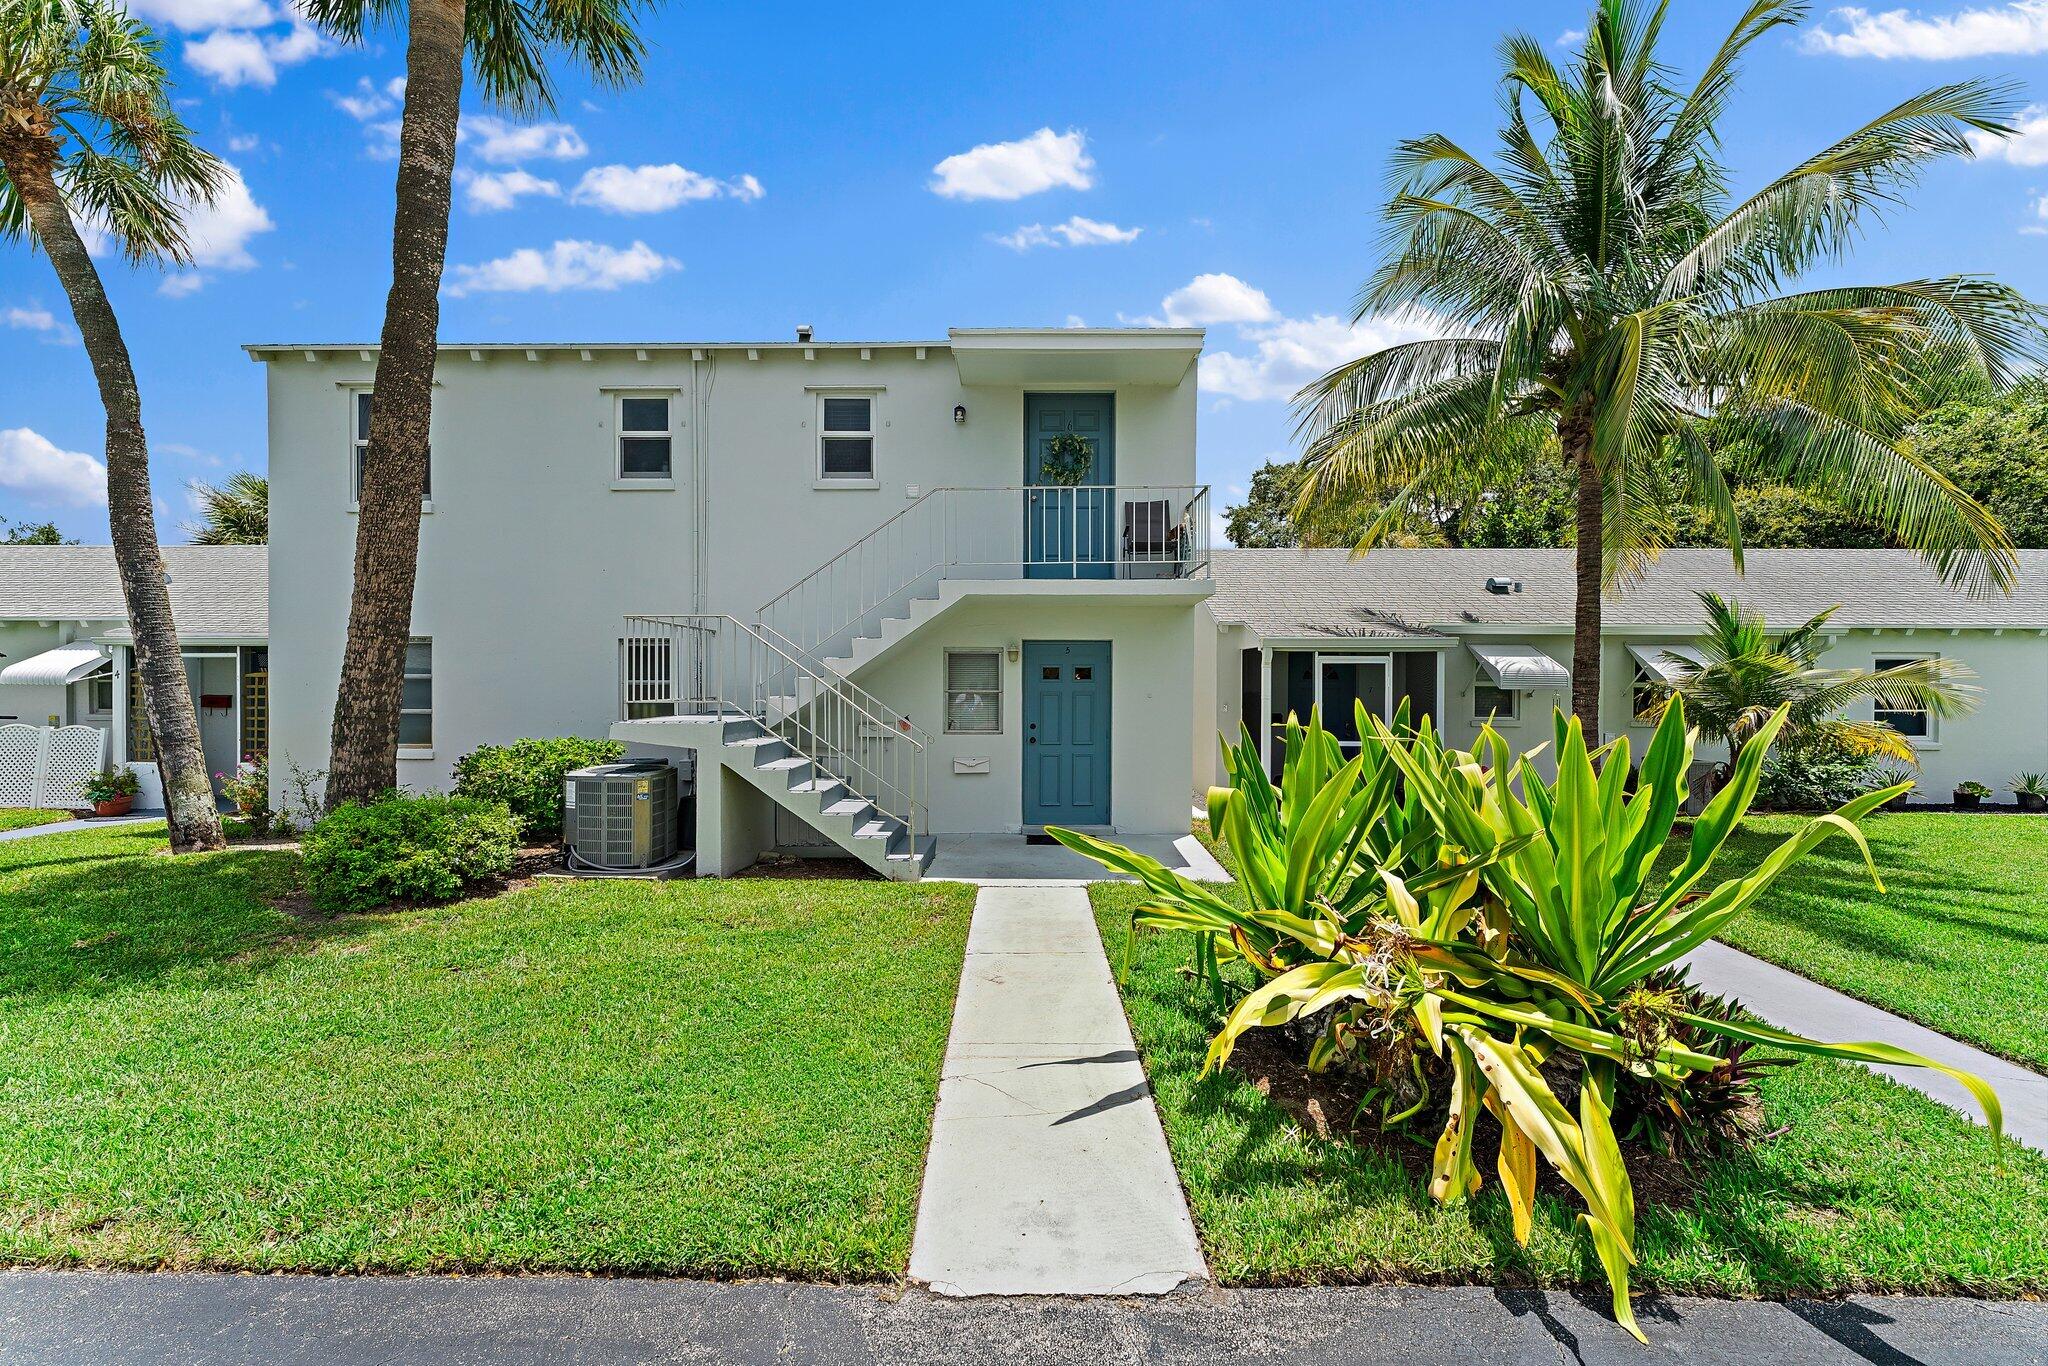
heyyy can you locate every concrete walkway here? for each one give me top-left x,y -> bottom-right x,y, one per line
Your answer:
907,884 -> 1207,1297
0,812 -> 160,843
1687,940 -> 2048,1152
925,832 -> 1227,885
6,1273 -> 2045,1365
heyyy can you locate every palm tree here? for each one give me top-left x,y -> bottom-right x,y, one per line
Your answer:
0,0 -> 226,853
1295,0 -> 2041,730
1644,590 -> 1976,768
183,471 -> 267,544
301,0 -> 646,809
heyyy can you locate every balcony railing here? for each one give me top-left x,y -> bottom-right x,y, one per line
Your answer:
758,483 -> 1210,664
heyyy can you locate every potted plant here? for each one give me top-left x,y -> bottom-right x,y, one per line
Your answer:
81,767 -> 141,818
2011,773 -> 2048,813
1953,779 -> 1992,811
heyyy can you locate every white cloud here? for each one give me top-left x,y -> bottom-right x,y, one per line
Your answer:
1157,272 -> 1276,326
226,133 -> 262,153
127,0 -> 275,31
0,428 -> 107,509
5,304 -> 73,345
159,272 -> 208,297
179,163 -> 274,269
445,239 -> 678,297
567,163 -> 765,213
1064,314 -> 1088,328
330,75 -> 399,121
184,20 -> 327,88
1558,27 -> 1586,44
462,169 -> 562,212
996,215 -> 1142,251
460,115 -> 587,164
1971,102 -> 2048,162
2023,192 -> 2048,233
1200,309 -> 1454,403
930,128 -> 1094,201
1803,2 -> 2048,57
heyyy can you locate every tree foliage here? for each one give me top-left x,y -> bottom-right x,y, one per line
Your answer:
181,471 -> 267,545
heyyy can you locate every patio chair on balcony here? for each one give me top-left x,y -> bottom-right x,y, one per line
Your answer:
1122,496 -> 1188,579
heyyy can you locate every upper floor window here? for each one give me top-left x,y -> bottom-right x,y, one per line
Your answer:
400,638 -> 433,750
1873,654 -> 1934,739
817,394 -> 875,482
352,391 -> 430,505
617,394 -> 673,481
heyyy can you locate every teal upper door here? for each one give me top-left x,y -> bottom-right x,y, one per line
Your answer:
1023,640 -> 1111,826
1024,393 -> 1115,580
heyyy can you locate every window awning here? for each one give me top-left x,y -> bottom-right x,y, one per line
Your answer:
1466,642 -> 1569,691
0,643 -> 111,687
1626,643 -> 1708,684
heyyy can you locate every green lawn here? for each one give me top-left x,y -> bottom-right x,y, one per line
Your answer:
1093,873 -> 2048,1296
0,809 -> 72,833
0,822 -> 973,1276
1709,811 -> 2048,1070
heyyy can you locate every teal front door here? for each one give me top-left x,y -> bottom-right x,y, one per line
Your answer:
1023,640 -> 1111,826
1024,393 -> 1114,580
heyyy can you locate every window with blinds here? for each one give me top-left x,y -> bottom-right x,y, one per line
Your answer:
817,394 -> 875,480
945,649 -> 1001,734
400,639 -> 433,749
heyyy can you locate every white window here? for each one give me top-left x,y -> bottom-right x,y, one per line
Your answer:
945,649 -> 1002,734
87,672 -> 114,715
1873,654 -> 1934,740
817,394 -> 875,482
352,391 -> 430,505
400,638 -> 433,750
1473,682 -> 1519,722
616,393 -> 673,481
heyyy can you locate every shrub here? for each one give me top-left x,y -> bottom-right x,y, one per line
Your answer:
303,792 -> 518,913
1052,701 -> 2000,1344
1755,739 -> 1886,811
451,736 -> 624,838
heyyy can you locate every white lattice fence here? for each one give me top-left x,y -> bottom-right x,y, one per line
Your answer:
0,724 -> 109,809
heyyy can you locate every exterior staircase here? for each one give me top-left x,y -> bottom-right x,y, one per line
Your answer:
616,614 -> 933,880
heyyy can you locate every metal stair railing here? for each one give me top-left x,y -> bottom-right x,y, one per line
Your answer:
621,614 -> 927,853
757,483 -> 1211,665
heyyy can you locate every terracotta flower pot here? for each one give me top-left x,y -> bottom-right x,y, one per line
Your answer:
93,794 -> 134,818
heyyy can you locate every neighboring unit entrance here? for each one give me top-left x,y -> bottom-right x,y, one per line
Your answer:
1024,393 -> 1115,580
1023,640 -> 1111,826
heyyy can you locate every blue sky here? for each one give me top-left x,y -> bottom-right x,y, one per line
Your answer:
8,0 -> 2048,544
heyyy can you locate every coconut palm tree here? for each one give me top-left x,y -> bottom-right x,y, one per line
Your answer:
183,471 -> 267,544
300,0 -> 646,809
1644,590 -> 1976,768
0,0 -> 226,853
1295,0 -> 2041,730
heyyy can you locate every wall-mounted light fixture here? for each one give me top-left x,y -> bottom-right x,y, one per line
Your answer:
1005,641 -> 1021,663
953,404 -> 968,425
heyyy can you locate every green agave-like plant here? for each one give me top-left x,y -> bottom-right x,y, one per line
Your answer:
1051,696 -> 2002,1343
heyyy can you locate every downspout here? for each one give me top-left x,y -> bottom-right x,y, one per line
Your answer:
692,352 -> 715,614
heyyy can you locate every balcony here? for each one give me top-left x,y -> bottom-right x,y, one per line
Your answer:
757,483 -> 1211,664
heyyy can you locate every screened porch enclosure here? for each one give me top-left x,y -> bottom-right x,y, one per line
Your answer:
1249,646 -> 1442,779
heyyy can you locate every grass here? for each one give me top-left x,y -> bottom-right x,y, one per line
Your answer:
0,822 -> 973,1276
0,809 -> 72,833
1708,811 -> 2048,1070
1092,860 -> 2048,1296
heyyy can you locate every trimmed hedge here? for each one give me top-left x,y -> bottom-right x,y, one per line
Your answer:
303,792 -> 519,913
451,736 -> 624,838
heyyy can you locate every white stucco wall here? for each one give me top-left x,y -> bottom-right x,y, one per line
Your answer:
263,341 -> 1204,825
855,597 -> 1199,834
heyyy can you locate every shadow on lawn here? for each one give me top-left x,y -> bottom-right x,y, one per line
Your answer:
0,826 -> 364,1002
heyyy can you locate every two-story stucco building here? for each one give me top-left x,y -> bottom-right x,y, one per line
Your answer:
253,328 -> 1212,877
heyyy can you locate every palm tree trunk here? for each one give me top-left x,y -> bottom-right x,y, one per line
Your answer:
1562,401 -> 1604,733
325,0 -> 466,810
0,134 -> 225,854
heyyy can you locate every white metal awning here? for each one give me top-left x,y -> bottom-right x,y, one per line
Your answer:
0,643 -> 111,687
1626,643 -> 1709,683
1466,642 -> 1570,691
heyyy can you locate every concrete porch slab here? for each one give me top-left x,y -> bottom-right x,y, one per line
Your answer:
926,831 -> 1226,884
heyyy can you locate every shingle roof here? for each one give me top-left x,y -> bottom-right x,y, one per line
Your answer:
1209,548 -> 2048,639
0,545 -> 267,639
